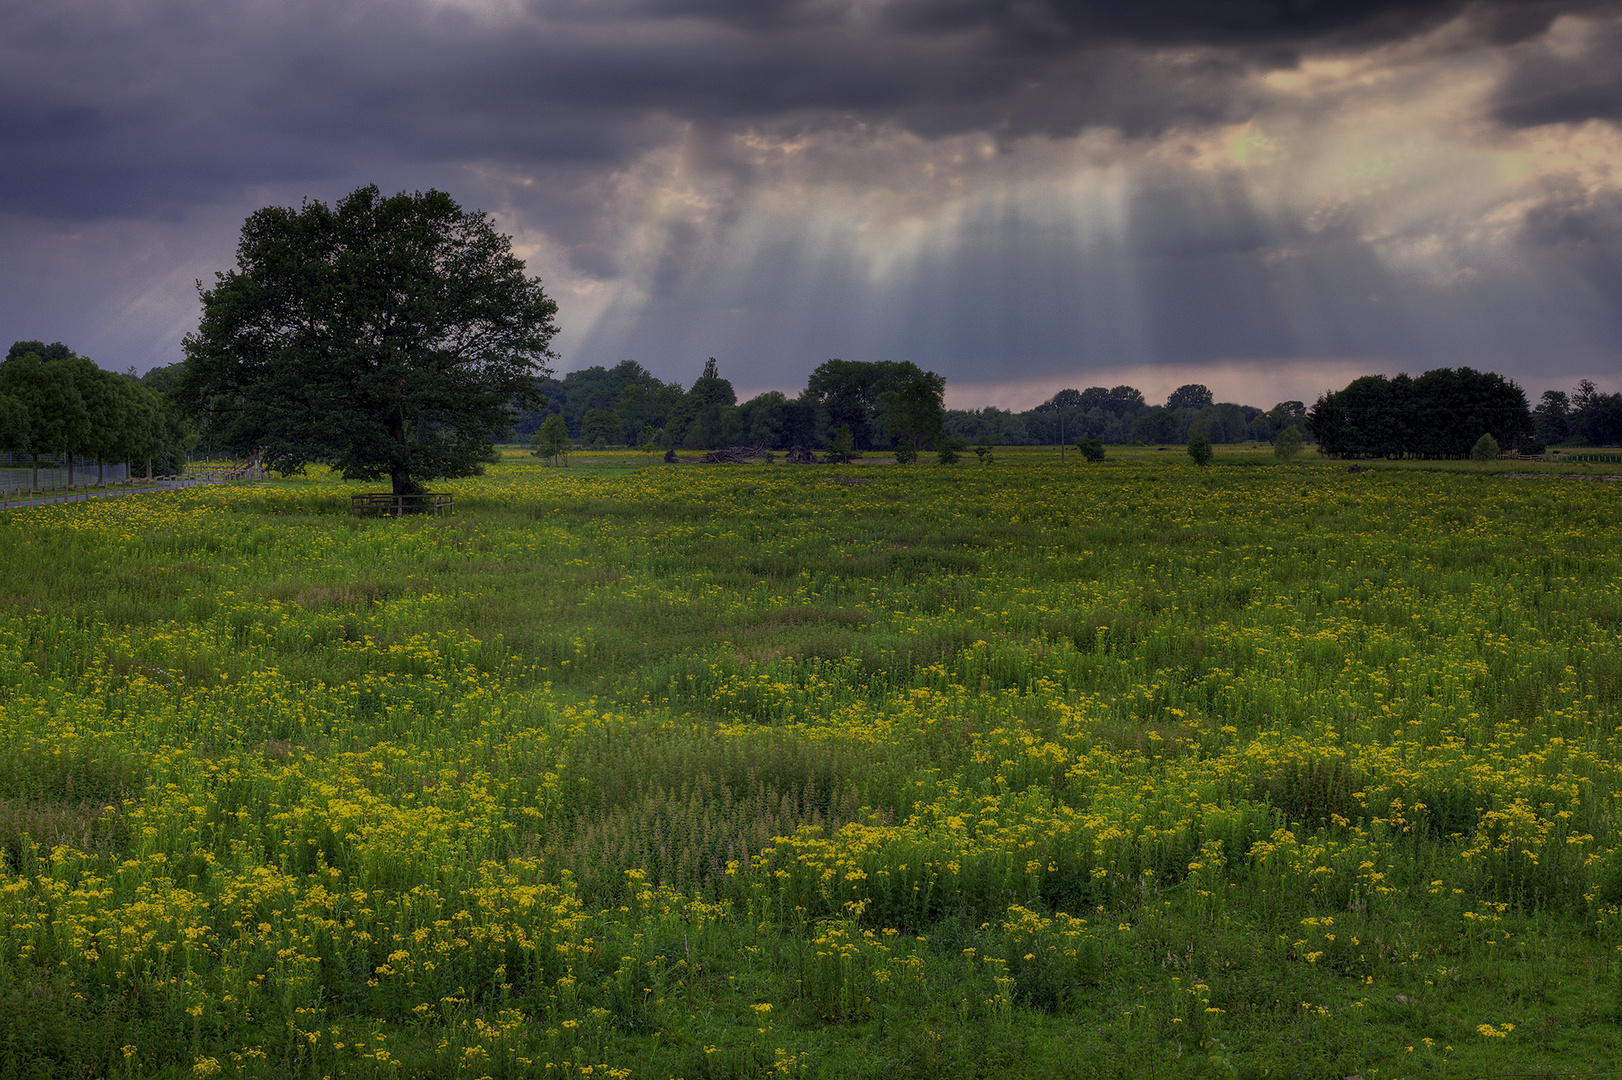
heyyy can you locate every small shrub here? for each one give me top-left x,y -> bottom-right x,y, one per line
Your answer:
1187,434 -> 1213,466
1274,425 -> 1302,464
828,425 -> 857,464
1077,437 -> 1105,462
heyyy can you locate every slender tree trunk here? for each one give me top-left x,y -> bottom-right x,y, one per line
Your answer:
66,451 -> 74,490
30,453 -> 38,492
389,460 -> 417,516
388,402 -> 414,513
97,457 -> 104,485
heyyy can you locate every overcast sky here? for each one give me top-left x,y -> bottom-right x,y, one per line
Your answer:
2,0 -> 1619,409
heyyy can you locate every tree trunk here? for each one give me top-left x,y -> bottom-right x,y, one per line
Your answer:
97,457 -> 104,485
390,465 -> 413,516
30,453 -> 38,492
66,451 -> 74,490
387,398 -> 413,513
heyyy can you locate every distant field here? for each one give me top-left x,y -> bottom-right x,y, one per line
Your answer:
1,451 -> 1619,1078
524,440 -> 1622,475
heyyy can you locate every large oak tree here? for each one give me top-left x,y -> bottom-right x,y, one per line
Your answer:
179,185 -> 558,497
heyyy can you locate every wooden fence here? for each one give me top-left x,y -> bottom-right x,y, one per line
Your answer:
0,462 -> 268,511
1555,452 -> 1622,463
350,492 -> 455,517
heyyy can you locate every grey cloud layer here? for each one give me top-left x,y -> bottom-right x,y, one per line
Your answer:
0,0 -> 1618,387
7,0 -> 1613,217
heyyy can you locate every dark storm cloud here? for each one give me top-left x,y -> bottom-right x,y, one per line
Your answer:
2,0 -> 1606,222
1,0 -> 1619,388
1520,179 -> 1622,333
1493,14 -> 1622,125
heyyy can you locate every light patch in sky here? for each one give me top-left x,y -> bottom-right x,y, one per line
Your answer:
1,0 -> 1616,400
941,357 -> 1405,414
544,8 -> 1622,393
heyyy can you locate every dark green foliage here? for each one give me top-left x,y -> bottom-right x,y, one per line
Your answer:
807,359 -> 944,451
513,360 -> 680,443
1187,433 -> 1213,466
1273,425 -> 1302,464
582,407 -> 619,448
1309,367 -> 1533,459
1,343 -> 187,485
0,349 -> 88,479
1534,389 -> 1572,444
1166,383 -> 1213,410
1134,408 -> 1179,444
828,424 -> 857,464
0,391 -> 28,454
1572,379 -> 1622,446
889,374 -> 946,462
531,414 -> 570,465
178,184 -> 558,495
1077,437 -> 1105,462
680,358 -> 742,450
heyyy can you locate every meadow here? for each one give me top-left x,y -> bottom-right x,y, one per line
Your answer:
1,446 -> 1619,1079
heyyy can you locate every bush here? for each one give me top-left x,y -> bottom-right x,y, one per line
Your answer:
1273,425 -> 1302,465
1076,437 -> 1105,463
828,425 -> 857,464
1187,434 -> 1213,466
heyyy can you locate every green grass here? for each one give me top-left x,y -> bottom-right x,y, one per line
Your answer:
0,452 -> 1620,1078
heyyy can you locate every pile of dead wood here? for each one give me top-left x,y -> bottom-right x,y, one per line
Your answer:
785,446 -> 819,464
663,445 -> 777,464
701,445 -> 770,463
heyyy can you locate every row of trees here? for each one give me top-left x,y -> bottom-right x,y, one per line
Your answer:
515,357 -> 946,456
532,363 -> 1621,462
0,341 -> 192,489
1531,381 -> 1622,448
943,383 -> 1310,448
1308,368 -> 1535,459
1307,368 -> 1622,458
17,183 -> 1616,502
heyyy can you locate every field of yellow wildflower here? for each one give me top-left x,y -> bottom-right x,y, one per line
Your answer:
1,447 -> 1618,1078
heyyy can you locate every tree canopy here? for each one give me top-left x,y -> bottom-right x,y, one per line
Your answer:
178,185 -> 558,496
1166,384 -> 1214,411
1309,368 -> 1532,459
806,359 -> 942,451
1,341 -> 189,487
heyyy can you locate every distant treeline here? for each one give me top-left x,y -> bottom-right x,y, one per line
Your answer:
522,368 -> 1312,452
513,358 -> 946,453
516,359 -> 1622,456
13,342 -> 1614,468
943,384 -> 1309,448
1309,369 -> 1622,458
1,341 -> 194,485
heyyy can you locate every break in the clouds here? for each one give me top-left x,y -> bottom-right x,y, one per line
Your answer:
1,0 -> 1619,406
